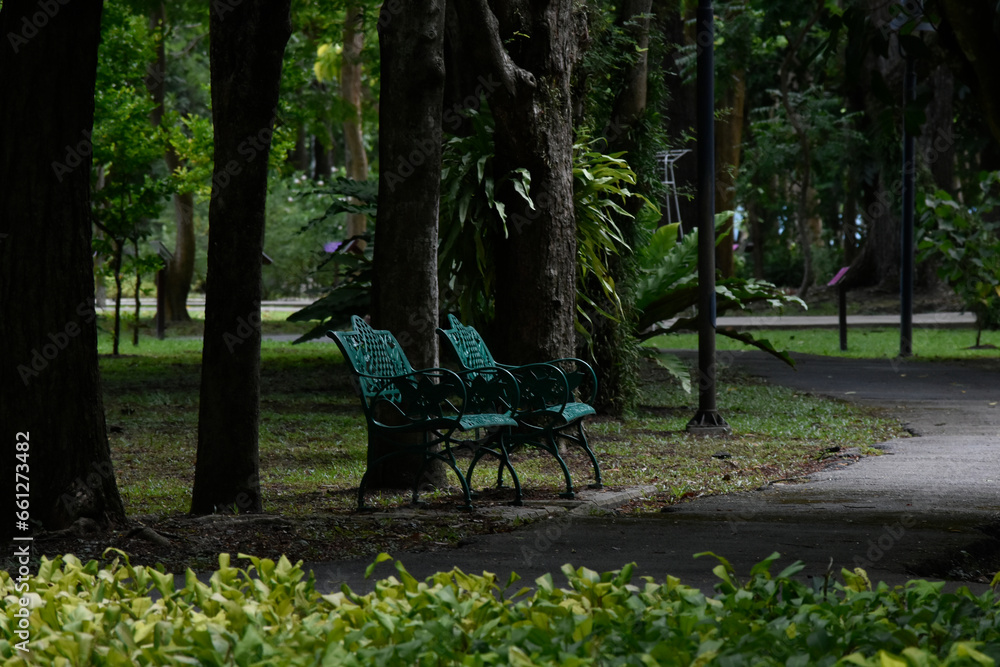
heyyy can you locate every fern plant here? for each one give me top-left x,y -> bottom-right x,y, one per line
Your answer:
635,220 -> 806,390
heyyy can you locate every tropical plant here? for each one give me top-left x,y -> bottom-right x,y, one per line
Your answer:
636,219 -> 806,390
572,142 -> 644,331
437,105 -> 532,328
286,176 -> 378,342
917,174 -> 1000,347
291,107 -> 646,347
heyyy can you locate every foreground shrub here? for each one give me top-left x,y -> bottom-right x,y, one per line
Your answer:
2,551 -> 1000,665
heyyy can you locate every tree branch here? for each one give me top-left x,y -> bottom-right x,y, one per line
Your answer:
451,0 -> 535,98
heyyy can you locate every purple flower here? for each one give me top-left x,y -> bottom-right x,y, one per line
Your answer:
324,241 -> 342,253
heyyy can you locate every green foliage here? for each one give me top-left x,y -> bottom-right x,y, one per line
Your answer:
917,174 -> 1000,346
91,1 -> 170,352
437,105 -> 527,327
573,142 -> 649,333
634,220 -> 805,388
286,177 -> 378,341
6,551 -> 1000,665
293,106 -> 647,343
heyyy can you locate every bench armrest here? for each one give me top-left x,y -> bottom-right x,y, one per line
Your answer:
499,358 -> 596,410
354,367 -> 469,429
453,366 -> 520,417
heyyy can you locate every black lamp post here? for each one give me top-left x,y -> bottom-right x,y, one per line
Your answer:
900,51 -> 916,357
687,0 -> 730,435
892,1 -> 934,358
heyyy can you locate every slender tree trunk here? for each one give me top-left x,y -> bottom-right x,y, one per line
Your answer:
147,3 -> 194,324
715,70 -> 746,277
919,64 -> 955,193
842,176 -> 858,264
456,0 -> 581,364
133,240 -> 142,346
369,0 -> 446,489
314,132 -> 333,180
0,0 -> 126,537
844,0 -> 902,290
779,1 -> 825,298
190,0 -> 291,515
112,240 -> 123,356
341,5 -> 369,239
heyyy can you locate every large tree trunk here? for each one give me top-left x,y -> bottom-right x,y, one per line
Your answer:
369,0 -> 446,488
457,0 -> 581,364
0,0 -> 126,537
190,0 -> 291,515
938,1 -> 1000,147
341,4 -> 370,239
147,3 -> 195,323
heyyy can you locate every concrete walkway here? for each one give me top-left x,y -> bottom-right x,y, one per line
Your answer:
306,350 -> 1000,594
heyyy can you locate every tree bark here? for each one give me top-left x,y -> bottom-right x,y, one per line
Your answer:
0,0 -> 126,537
341,4 -> 370,239
938,1 -> 1000,147
778,0 -> 825,298
147,3 -> 195,324
369,0 -> 446,488
843,0 -> 903,290
456,0 -> 581,364
190,0 -> 291,515
714,70 -> 746,277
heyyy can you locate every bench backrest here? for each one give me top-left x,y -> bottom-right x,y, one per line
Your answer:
439,314 -> 497,370
331,316 -> 414,402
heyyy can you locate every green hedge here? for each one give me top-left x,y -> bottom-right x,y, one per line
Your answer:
2,551 -> 1000,665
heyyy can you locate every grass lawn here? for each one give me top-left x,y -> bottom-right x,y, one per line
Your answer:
649,327 -> 1000,360
71,312 -> 911,570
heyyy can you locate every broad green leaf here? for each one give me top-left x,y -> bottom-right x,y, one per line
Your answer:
365,553 -> 393,579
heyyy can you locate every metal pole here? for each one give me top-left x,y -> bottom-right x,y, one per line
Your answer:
687,0 -> 729,434
900,52 -> 915,358
156,268 -> 166,340
838,284 -> 848,351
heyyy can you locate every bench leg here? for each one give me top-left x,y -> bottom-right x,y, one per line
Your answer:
499,437 -> 523,506
466,440 -> 522,506
442,445 -> 474,511
545,434 -> 576,499
574,421 -> 603,489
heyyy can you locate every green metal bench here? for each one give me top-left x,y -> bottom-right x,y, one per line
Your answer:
437,314 -> 602,499
329,316 -> 523,510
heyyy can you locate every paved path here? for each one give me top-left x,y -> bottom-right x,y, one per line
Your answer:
307,351 -> 1000,594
